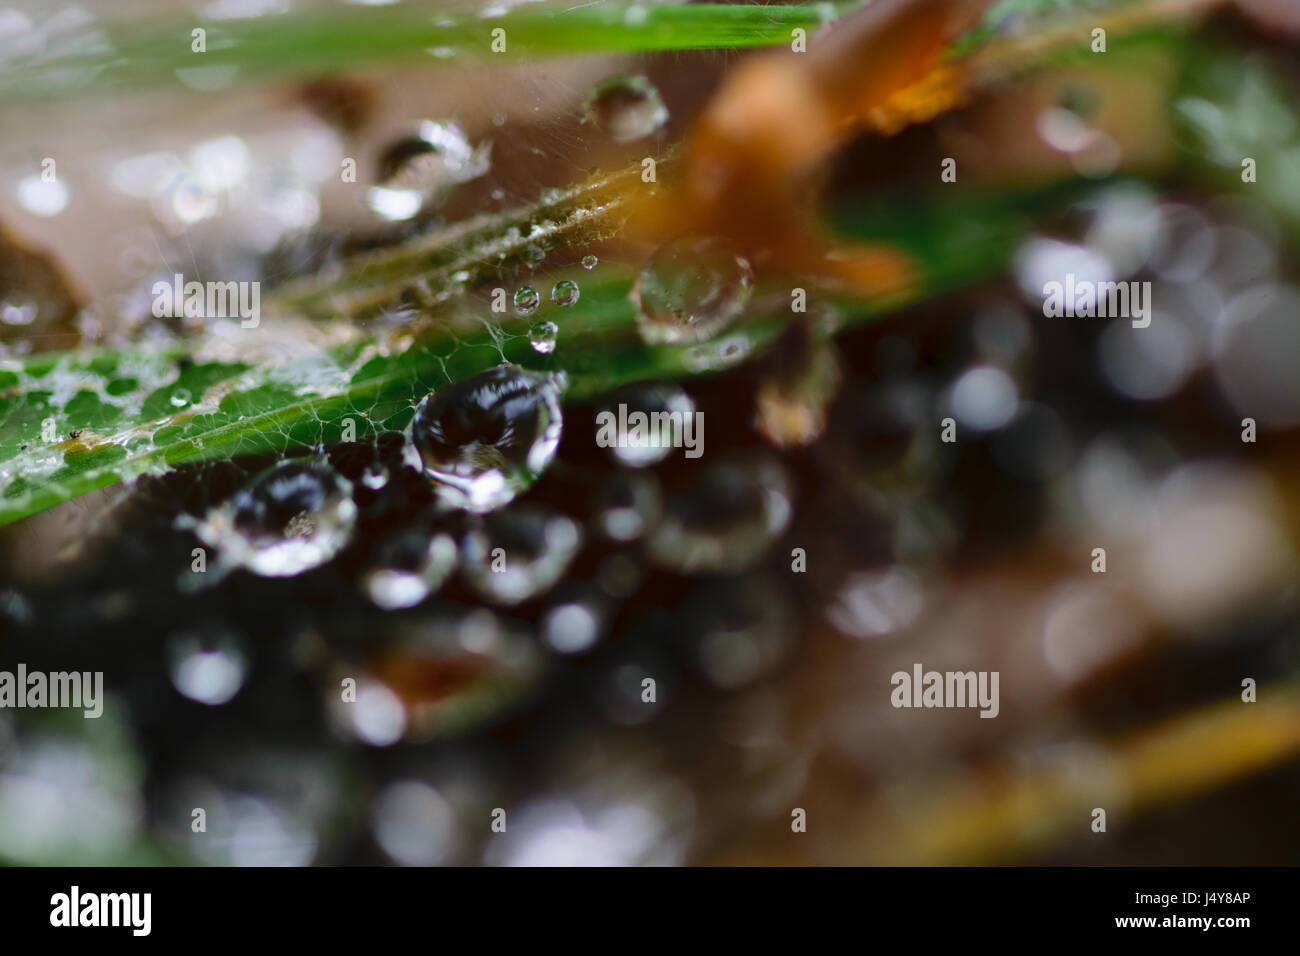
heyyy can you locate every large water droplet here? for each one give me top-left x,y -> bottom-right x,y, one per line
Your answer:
551,279 -> 579,307
647,456 -> 791,574
362,529 -> 458,610
460,506 -> 582,605
367,120 -> 490,221
594,471 -> 662,541
681,578 -> 794,690
408,364 -> 566,513
529,320 -> 558,354
632,238 -> 753,345
167,625 -> 248,705
195,459 -> 358,577
514,286 -> 540,315
597,383 -> 696,468
583,75 -> 668,142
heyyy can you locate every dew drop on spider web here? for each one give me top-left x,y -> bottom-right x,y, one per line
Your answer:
514,286 -> 540,315
194,459 -> 358,577
407,364 -> 566,513
367,120 -> 490,222
583,75 -> 668,142
632,238 -> 753,345
361,529 -> 458,610
529,320 -> 558,354
645,455 -> 792,575
167,625 -> 248,705
460,505 -> 582,605
598,382 -> 695,468
551,279 -> 579,307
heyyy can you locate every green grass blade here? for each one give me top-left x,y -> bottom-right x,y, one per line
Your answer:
0,2 -> 855,103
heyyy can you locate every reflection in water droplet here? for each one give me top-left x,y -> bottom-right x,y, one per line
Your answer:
362,529 -> 458,610
460,506 -> 582,605
167,626 -> 248,705
647,456 -> 791,574
551,279 -> 579,307
581,254 -> 598,270
194,459 -> 358,577
408,364 -> 566,513
514,286 -> 540,315
367,120 -> 490,222
583,75 -> 669,142
632,238 -> 753,345
529,320 -> 558,354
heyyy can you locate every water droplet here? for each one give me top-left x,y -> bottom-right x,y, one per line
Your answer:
344,609 -> 544,742
362,529 -> 458,610
167,625 -> 248,705
367,120 -> 490,222
529,320 -> 558,354
681,579 -> 794,690
408,364 -> 566,513
194,459 -> 358,577
581,254 -> 598,270
541,587 -> 608,654
755,332 -> 842,448
647,456 -> 791,574
461,506 -> 582,605
597,383 -> 696,468
0,297 -> 38,326
551,279 -> 580,307
514,286 -> 540,315
583,75 -> 668,142
169,387 -> 192,408
594,471 -> 662,541
17,174 -> 70,217
371,781 -> 457,866
632,238 -> 753,345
